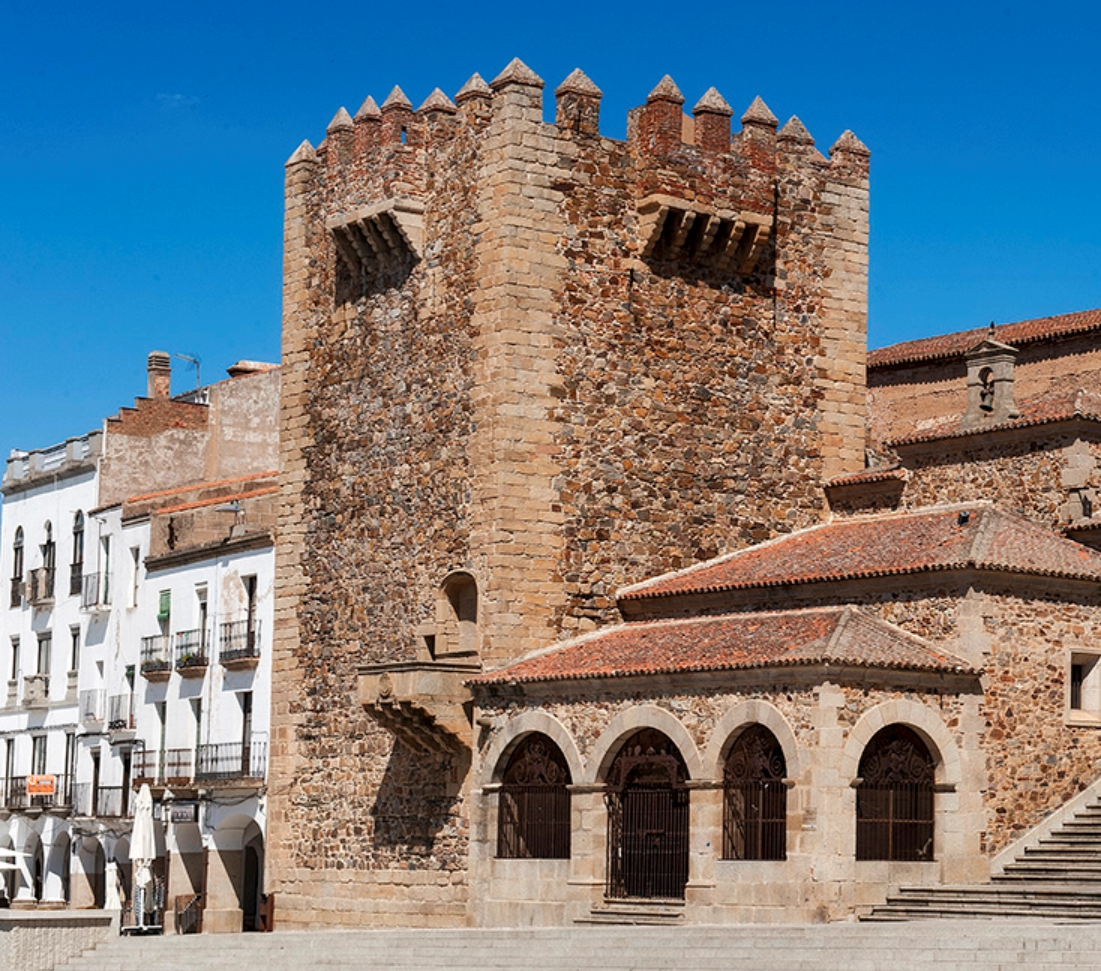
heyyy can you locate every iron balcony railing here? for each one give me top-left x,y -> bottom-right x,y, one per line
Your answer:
219,620 -> 261,663
81,572 -> 110,610
140,635 -> 171,675
196,740 -> 267,782
107,692 -> 135,730
2,774 -> 72,810
27,567 -> 55,604
133,747 -> 194,785
174,629 -> 210,670
79,688 -> 106,723
72,783 -> 131,818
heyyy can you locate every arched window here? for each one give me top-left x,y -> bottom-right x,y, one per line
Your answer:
978,366 -> 995,412
9,528 -> 23,608
722,725 -> 787,861
435,572 -> 478,658
605,728 -> 689,900
70,512 -> 85,596
41,522 -> 55,599
856,725 -> 935,861
497,733 -> 571,859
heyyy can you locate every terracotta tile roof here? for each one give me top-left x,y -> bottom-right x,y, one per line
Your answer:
154,486 -> 278,516
618,502 -> 1101,602
125,470 -> 279,505
869,308 -> 1101,369
887,389 -> 1101,446
469,606 -> 977,686
825,466 -> 907,488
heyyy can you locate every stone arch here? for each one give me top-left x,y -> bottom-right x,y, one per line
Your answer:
19,829 -> 44,903
44,830 -> 71,904
76,835 -> 106,909
112,835 -> 132,906
241,820 -> 265,931
585,705 -> 703,786
840,699 -> 961,788
480,710 -> 583,788
0,831 -> 15,904
207,813 -> 263,932
703,700 -> 801,783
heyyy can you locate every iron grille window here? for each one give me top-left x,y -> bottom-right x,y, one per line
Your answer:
855,724 -> 935,861
497,734 -> 571,859
10,527 -> 23,608
604,728 -> 690,900
70,512 -> 84,597
722,725 -> 787,861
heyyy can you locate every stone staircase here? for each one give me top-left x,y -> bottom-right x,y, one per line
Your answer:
51,923 -> 1101,971
867,797 -> 1101,920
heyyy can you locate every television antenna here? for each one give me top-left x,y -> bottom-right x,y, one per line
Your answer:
171,352 -> 201,390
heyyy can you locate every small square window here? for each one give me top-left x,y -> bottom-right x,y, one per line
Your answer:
1068,651 -> 1101,724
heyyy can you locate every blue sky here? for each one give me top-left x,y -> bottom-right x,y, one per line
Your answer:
2,0 -> 1100,459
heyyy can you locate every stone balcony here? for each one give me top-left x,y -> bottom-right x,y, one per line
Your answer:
357,659 -> 480,753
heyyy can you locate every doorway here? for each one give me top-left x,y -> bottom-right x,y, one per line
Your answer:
604,729 -> 689,900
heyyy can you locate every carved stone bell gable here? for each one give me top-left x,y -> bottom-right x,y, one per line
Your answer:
963,335 -> 1020,428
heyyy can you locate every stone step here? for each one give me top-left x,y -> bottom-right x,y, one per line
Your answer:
53,925 -> 1101,971
577,898 -> 686,925
867,796 -> 1101,921
1020,849 -> 1101,861
997,862 -> 1101,880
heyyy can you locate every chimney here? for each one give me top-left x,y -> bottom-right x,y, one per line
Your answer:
147,351 -> 171,399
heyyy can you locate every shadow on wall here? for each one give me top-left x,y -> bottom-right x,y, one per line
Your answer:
371,741 -> 472,859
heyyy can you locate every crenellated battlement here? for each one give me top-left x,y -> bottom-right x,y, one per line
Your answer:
290,58 -> 869,197
288,59 -> 869,308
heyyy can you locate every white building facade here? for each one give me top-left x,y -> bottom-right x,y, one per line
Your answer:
0,432 -> 101,907
0,354 -> 278,933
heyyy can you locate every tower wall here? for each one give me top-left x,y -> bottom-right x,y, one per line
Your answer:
269,63 -> 869,927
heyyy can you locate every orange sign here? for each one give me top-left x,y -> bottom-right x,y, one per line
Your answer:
26,774 -> 55,796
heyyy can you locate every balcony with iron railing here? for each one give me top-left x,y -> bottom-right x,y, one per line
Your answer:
140,635 -> 172,680
1,774 -> 72,811
107,692 -> 135,732
79,688 -> 106,724
174,629 -> 210,677
196,740 -> 267,783
72,783 -> 132,818
80,572 -> 110,611
26,567 -> 55,605
129,740 -> 266,789
132,747 -> 195,786
219,620 -> 261,670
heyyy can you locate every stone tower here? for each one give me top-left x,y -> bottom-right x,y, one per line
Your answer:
269,60 -> 869,927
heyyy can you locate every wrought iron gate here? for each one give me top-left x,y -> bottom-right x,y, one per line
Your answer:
604,730 -> 690,900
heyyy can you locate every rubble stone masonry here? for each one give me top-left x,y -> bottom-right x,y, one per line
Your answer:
270,62 -> 869,926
